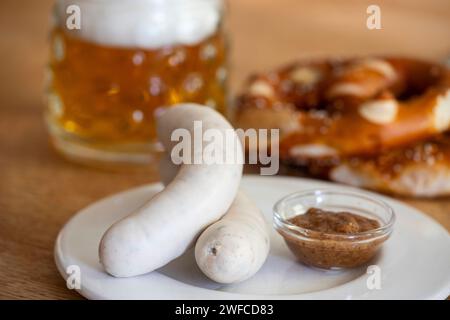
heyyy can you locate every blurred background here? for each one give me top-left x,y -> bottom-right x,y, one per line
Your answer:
0,0 -> 449,299
1,0 -> 449,108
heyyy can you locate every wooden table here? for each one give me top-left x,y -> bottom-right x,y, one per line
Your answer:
0,0 -> 449,299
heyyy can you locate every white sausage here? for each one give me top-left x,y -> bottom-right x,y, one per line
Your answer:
99,104 -> 243,277
159,144 -> 270,284
194,191 -> 270,283
158,152 -> 178,186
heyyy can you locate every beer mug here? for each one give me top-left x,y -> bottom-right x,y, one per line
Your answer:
46,0 -> 227,165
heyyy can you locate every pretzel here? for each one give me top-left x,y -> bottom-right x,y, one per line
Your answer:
330,134 -> 450,197
235,57 -> 450,163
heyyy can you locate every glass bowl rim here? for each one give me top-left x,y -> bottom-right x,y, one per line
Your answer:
273,188 -> 396,240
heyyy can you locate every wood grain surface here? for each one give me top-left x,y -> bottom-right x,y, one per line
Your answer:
0,0 -> 449,299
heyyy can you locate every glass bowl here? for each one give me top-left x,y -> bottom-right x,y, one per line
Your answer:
273,189 -> 395,270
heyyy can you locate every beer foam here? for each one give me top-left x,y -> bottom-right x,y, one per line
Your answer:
55,0 -> 221,48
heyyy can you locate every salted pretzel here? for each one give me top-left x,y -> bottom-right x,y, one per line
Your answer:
235,57 -> 450,197
330,134 -> 450,197
235,57 -> 450,162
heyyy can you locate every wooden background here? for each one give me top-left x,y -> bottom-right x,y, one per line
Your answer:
0,0 -> 449,299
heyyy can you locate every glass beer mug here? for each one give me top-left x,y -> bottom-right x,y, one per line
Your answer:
46,0 -> 227,165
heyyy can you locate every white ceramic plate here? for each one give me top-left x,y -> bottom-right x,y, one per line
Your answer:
55,175 -> 450,299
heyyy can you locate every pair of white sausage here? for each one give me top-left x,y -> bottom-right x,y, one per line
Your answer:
160,153 -> 270,284
99,104 -> 269,283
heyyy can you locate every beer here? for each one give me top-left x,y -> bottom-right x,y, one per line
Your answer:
46,0 -> 227,164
